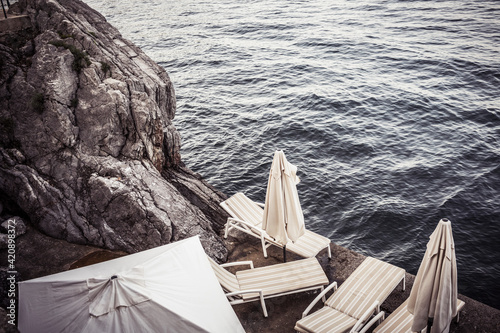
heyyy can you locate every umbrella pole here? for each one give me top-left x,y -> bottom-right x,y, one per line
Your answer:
283,245 -> 287,263
427,317 -> 433,332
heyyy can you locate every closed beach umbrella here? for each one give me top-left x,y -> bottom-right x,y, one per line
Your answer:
262,150 -> 305,260
407,218 -> 458,333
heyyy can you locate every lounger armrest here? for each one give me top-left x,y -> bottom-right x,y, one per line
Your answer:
351,300 -> 380,333
225,289 -> 262,298
357,310 -> 385,333
301,281 -> 338,318
227,217 -> 274,242
221,261 -> 255,269
226,289 -> 269,317
228,217 -> 264,233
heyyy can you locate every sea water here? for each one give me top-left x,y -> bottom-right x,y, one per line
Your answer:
83,0 -> 500,309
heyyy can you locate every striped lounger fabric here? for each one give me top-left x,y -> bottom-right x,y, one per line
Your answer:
373,298 -> 465,333
295,256 -> 406,333
236,257 -> 329,300
208,257 -> 329,317
221,192 -> 331,259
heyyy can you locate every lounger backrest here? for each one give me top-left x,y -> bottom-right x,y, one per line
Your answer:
223,192 -> 263,226
373,299 -> 465,333
373,298 -> 411,333
326,257 -> 405,320
207,257 -> 240,293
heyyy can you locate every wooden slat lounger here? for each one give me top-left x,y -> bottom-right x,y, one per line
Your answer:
220,192 -> 332,259
208,256 -> 329,317
295,256 -> 406,333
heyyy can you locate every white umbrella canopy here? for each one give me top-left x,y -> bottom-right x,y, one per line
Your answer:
18,236 -> 245,333
262,150 -> 306,247
407,218 -> 458,333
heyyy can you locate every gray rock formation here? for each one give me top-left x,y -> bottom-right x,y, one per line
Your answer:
0,0 -> 228,260
0,216 -> 27,249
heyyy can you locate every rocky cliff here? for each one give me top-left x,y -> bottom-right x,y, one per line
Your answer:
0,0 -> 229,260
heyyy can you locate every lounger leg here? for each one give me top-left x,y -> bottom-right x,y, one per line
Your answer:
259,292 -> 268,317
379,311 -> 385,325
224,220 -> 230,238
320,286 -> 326,303
261,236 -> 268,258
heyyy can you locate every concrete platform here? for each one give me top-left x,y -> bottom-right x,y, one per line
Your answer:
1,225 -> 499,332
224,230 -> 500,333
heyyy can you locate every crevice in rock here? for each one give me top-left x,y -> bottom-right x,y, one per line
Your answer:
163,167 -> 229,234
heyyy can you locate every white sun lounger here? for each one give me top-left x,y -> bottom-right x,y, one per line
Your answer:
220,192 -> 332,259
295,256 -> 406,333
208,256 -> 329,317
372,298 -> 465,333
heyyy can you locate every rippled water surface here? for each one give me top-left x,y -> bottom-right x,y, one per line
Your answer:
84,0 -> 500,309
